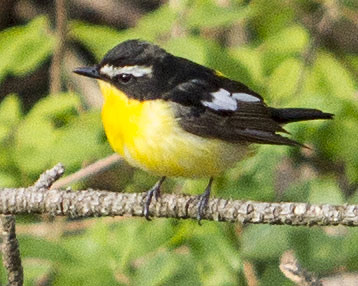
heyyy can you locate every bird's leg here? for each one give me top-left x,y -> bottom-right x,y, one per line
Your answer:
143,176 -> 166,220
197,177 -> 214,223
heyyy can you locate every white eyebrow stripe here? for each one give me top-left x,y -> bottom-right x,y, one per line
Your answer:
201,88 -> 237,111
100,64 -> 153,78
232,92 -> 260,102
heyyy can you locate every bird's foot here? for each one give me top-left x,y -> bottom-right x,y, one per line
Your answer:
196,190 -> 210,225
196,177 -> 213,225
143,177 -> 166,220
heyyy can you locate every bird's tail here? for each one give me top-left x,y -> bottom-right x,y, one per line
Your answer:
269,108 -> 333,124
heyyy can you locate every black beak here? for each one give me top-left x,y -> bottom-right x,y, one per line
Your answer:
73,66 -> 100,79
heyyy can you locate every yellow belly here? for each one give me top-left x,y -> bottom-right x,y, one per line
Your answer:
99,81 -> 247,178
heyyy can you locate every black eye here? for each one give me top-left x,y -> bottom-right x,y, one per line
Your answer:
116,73 -> 133,83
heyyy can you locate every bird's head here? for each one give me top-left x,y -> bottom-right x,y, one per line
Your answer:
74,39 -> 171,100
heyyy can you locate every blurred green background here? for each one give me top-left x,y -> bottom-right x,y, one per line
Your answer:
0,0 -> 358,285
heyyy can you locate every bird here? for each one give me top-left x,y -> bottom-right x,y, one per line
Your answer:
74,39 -> 333,222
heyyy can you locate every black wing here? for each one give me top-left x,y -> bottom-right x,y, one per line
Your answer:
164,77 -> 301,146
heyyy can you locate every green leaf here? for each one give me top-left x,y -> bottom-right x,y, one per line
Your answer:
249,0 -> 295,39
326,115 -> 358,184
282,179 -> 311,202
163,36 -> 208,65
264,25 -> 309,55
70,4 -> 177,60
69,21 -> 123,60
0,94 -> 22,126
0,172 -> 17,187
230,47 -> 264,88
310,52 -> 356,100
133,250 -> 199,286
26,92 -> 80,120
223,145 -> 288,201
14,93 -> 81,175
268,57 -> 303,102
0,16 -> 54,82
51,111 -> 109,172
187,1 -> 251,28
343,229 -> 358,269
134,4 -> 177,39
346,54 -> 358,82
0,26 -> 23,81
261,263 -> 292,286
289,95 -> 358,185
23,259 -> 52,286
57,218 -> 177,286
241,225 -> 291,260
19,235 -> 73,263
291,227 -> 347,273
308,177 -> 344,204
261,25 -> 309,76
0,94 -> 22,142
187,223 -> 242,285
55,222 -> 120,286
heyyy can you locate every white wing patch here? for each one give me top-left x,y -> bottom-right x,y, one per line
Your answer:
232,92 -> 260,102
201,89 -> 261,111
100,64 -> 152,78
202,88 -> 237,111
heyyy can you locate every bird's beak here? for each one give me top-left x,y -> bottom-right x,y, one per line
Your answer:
73,66 -> 100,79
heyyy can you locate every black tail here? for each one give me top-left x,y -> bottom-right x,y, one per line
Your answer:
269,108 -> 334,124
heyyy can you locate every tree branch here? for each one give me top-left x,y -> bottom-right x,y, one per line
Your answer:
49,0 -> 67,95
280,250 -> 322,286
1,215 -> 23,286
50,154 -> 121,190
0,164 -> 358,226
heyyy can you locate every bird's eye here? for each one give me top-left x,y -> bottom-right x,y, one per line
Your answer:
116,73 -> 133,83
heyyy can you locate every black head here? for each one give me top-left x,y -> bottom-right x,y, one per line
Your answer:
74,40 -> 173,100
100,39 -> 167,67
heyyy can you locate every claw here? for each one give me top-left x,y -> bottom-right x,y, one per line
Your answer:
143,176 -> 166,220
196,177 -> 213,224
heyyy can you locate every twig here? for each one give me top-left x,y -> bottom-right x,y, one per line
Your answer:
243,261 -> 259,286
280,250 -> 322,286
34,163 -> 65,190
321,273 -> 358,285
1,215 -> 23,286
50,154 -> 121,189
49,0 -> 67,95
0,164 -> 358,225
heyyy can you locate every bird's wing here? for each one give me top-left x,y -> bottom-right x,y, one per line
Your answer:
164,78 -> 300,146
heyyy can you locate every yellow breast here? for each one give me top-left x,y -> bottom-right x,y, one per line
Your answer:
99,80 -> 247,178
